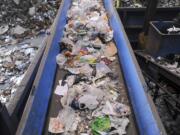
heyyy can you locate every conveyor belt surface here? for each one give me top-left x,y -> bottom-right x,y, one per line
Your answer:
43,55 -> 138,135
16,0 -> 166,135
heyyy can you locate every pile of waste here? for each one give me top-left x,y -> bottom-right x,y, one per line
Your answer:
155,55 -> 180,75
144,53 -> 180,76
0,0 -> 61,41
48,0 -> 131,134
145,77 -> 180,135
0,0 -> 61,104
0,42 -> 38,103
158,0 -> 180,7
114,0 -> 143,8
114,0 -> 180,8
136,51 -> 180,135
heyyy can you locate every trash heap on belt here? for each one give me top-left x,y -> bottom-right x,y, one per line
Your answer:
48,0 -> 131,134
0,0 -> 61,104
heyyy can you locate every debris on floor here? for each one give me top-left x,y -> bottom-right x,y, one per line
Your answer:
156,54 -> 180,75
48,0 -> 131,134
143,52 -> 180,76
0,42 -> 38,104
145,77 -> 180,135
158,0 -> 180,7
114,0 -> 143,8
157,56 -> 180,75
113,0 -> 180,8
0,0 -> 61,40
0,0 -> 61,104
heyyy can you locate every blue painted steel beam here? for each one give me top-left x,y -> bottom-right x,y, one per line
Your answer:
104,0 -> 161,135
21,0 -> 162,135
21,0 -> 72,134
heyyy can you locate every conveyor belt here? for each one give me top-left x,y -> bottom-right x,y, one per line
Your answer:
43,55 -> 138,135
16,0 -> 167,135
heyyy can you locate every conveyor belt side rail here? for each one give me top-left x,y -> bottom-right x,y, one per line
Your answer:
104,1 -> 162,135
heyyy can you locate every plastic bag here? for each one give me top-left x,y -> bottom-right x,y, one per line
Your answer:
78,94 -> 99,110
80,55 -> 97,64
103,42 -> 117,57
56,54 -> 67,68
91,116 -> 111,135
109,116 -> 129,135
48,117 -> 64,133
96,62 -> 112,78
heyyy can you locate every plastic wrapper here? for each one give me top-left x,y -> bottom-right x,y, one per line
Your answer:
109,116 -> 129,135
78,94 -> 99,110
91,116 -> 111,135
48,117 -> 64,133
96,62 -> 112,78
54,80 -> 68,96
58,107 -> 79,132
103,42 -> 117,57
56,54 -> 67,68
